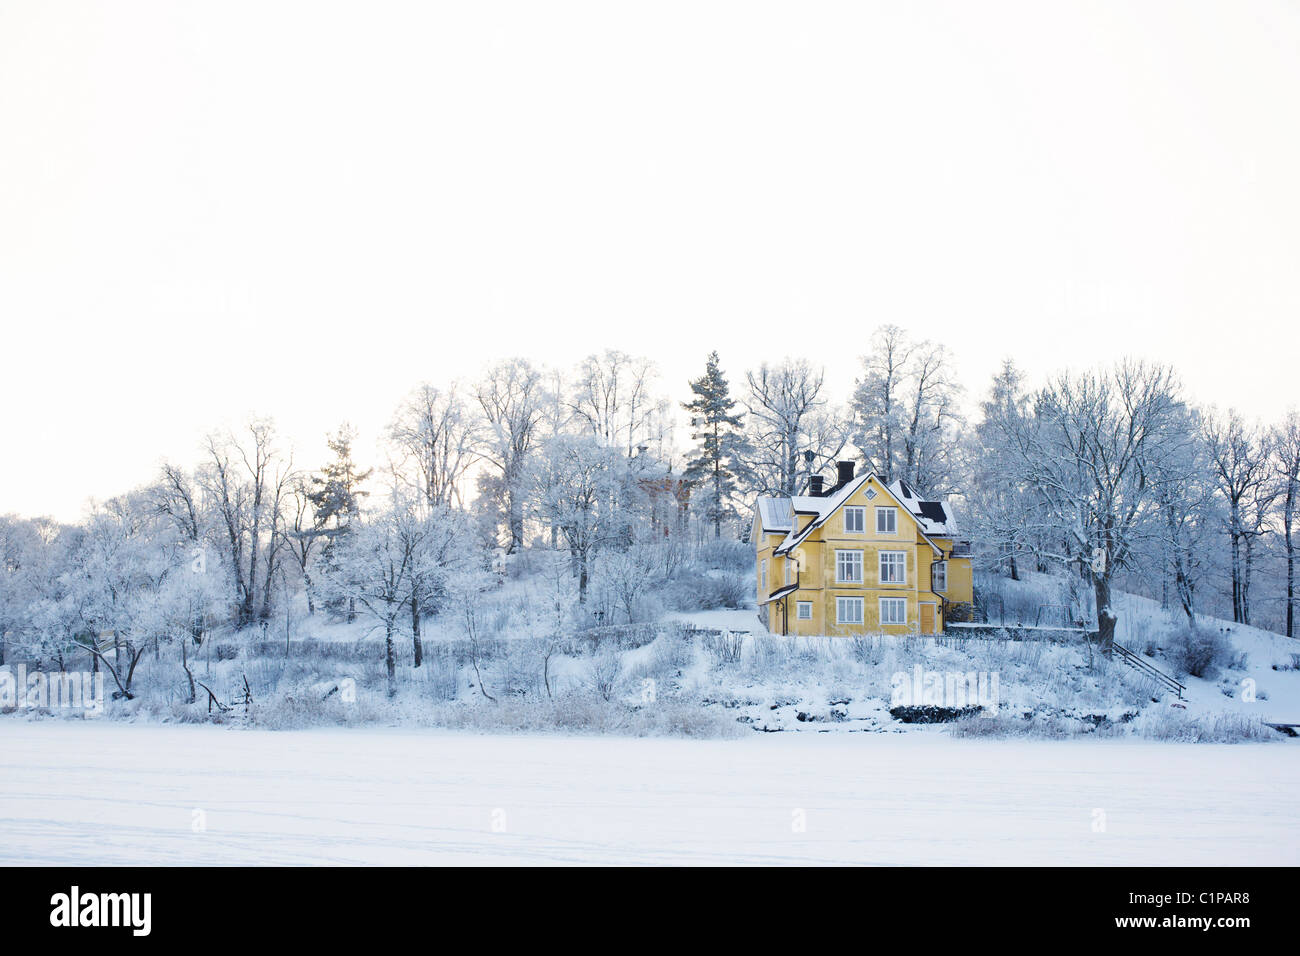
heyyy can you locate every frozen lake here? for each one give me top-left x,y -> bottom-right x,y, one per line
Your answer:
1,722 -> 1297,865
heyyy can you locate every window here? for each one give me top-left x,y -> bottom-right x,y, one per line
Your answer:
932,560 -> 947,593
880,550 -> 906,584
759,559 -> 767,592
786,558 -> 796,585
837,596 -> 864,624
879,597 -> 907,626
876,507 -> 898,534
796,602 -> 813,620
865,487 -> 877,500
843,506 -> 865,534
835,549 -> 863,583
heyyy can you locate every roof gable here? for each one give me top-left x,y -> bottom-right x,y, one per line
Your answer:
774,472 -> 943,557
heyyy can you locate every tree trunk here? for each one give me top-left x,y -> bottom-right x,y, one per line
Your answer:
411,595 -> 423,668
1284,512 -> 1294,639
182,640 -> 196,704
1243,536 -> 1254,626
384,620 -> 396,698
1094,574 -> 1116,651
578,552 -> 589,605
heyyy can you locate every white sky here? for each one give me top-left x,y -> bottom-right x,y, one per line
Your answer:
2,1 -> 1297,522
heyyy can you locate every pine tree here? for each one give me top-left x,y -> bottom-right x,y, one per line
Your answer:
308,425 -> 373,533
309,425 -> 373,620
683,352 -> 746,537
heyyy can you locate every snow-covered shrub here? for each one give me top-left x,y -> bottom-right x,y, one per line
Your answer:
702,631 -> 744,665
1165,623 -> 1233,679
587,646 -> 622,701
1131,708 -> 1278,743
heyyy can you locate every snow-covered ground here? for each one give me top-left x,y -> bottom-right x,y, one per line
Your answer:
2,722 -> 1296,865
1112,591 -> 1300,724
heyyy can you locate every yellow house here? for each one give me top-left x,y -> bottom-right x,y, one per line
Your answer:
752,462 -> 973,635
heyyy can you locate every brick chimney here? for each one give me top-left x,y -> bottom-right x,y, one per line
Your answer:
836,460 -> 855,486
808,475 -> 824,496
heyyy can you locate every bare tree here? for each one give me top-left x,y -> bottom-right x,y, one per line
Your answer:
389,383 -> 479,509
530,435 -> 625,603
1274,411 -> 1300,637
569,350 -> 660,456
852,325 -> 963,494
474,358 -> 547,553
1204,409 -> 1273,624
744,359 -> 847,496
196,419 -> 293,629
993,361 -> 1183,650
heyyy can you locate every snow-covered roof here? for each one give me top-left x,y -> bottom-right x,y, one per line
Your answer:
754,496 -> 793,533
888,479 -> 960,537
758,583 -> 799,605
771,471 -> 944,558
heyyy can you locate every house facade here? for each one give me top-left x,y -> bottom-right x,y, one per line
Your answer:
752,462 -> 973,635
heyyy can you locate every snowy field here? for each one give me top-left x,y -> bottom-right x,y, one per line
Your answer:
2,722 -> 1297,865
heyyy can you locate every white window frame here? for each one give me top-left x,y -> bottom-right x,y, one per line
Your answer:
759,559 -> 767,592
796,601 -> 813,620
932,559 -> 947,593
835,549 -> 863,584
879,597 -> 907,626
879,550 -> 907,584
876,506 -> 898,535
836,596 -> 864,625
843,506 -> 865,534
786,558 -> 796,585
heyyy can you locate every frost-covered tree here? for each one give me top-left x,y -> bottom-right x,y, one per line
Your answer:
682,351 -> 746,537
1204,409 -> 1273,623
388,383 -> 478,509
394,497 -> 469,668
991,361 -> 1183,650
968,359 -> 1038,580
851,325 -> 962,494
1273,411 -> 1300,637
321,508 -> 413,697
1146,406 -> 1217,621
475,358 -> 547,553
743,359 -> 848,496
530,434 -> 625,603
197,419 -> 295,628
569,350 -> 663,457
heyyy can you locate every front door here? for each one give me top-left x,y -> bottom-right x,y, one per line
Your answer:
919,602 -> 936,634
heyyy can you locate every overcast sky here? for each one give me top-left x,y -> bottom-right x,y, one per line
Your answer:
2,1 -> 1297,522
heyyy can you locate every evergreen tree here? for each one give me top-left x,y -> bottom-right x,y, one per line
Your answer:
309,425 -> 373,532
309,425 -> 373,620
683,352 -> 746,537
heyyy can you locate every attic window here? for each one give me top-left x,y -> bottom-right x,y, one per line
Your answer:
876,507 -> 898,534
865,488 -> 877,500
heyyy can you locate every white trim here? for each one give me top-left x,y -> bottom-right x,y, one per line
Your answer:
796,601 -> 813,620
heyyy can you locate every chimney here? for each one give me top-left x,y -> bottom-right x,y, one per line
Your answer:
836,460 -> 855,487
809,475 -> 824,496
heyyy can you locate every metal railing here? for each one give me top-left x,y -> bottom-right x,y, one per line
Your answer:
1112,641 -> 1185,700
